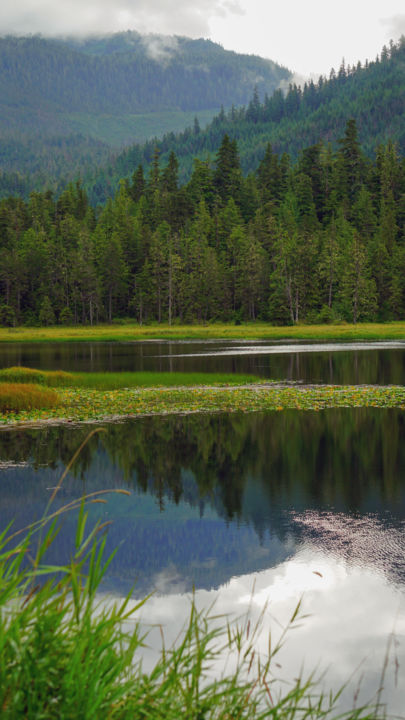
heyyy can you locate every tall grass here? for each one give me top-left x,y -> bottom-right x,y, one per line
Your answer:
0,367 -> 261,390
0,382 -> 60,412
0,366 -> 75,386
0,438 -> 392,719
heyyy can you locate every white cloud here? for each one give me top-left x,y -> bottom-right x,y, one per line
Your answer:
0,0 -> 244,38
381,13 -> 405,40
140,34 -> 179,63
1,0 -> 404,75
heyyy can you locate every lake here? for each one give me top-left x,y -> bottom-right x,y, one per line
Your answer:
0,340 -> 405,713
2,338 -> 405,384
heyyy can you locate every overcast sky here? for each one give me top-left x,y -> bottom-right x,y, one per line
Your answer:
1,0 -> 404,76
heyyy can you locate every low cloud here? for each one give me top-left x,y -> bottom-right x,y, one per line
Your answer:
0,0 -> 244,38
381,14 -> 405,41
278,72 -> 313,94
141,34 -> 179,63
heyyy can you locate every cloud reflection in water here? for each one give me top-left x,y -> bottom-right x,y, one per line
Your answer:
115,509 -> 405,716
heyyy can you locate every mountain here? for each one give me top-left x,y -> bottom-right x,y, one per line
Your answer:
0,32 -> 290,195
0,33 -> 289,123
86,37 -> 405,203
1,35 -> 404,203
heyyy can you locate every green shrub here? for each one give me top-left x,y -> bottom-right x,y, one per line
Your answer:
0,304 -> 16,327
59,307 -> 75,325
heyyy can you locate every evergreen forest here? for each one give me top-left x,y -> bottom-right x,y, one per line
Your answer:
0,117 -> 404,327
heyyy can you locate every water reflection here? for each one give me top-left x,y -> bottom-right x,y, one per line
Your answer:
291,510 -> 405,585
1,409 -> 405,712
2,340 -> 405,384
129,550 -> 405,715
1,410 -> 405,591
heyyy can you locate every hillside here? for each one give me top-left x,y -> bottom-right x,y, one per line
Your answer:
0,33 -> 289,122
0,32 -> 290,196
87,37 -> 405,203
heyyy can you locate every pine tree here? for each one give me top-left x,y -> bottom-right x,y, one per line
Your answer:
214,135 -> 242,205
38,295 -> 55,326
336,118 -> 365,208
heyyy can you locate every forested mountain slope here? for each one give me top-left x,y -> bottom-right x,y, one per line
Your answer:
91,38 -> 405,203
0,32 -> 290,196
0,33 -> 289,121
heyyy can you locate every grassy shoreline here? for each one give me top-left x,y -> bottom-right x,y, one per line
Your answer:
1,321 -> 405,343
2,383 -> 405,427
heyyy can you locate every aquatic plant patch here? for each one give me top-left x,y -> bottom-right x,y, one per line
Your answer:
2,384 -> 405,425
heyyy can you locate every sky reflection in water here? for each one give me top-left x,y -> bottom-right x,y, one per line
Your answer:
125,533 -> 405,715
0,401 -> 405,712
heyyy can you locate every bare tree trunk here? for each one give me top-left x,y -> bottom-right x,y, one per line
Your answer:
353,283 -> 358,324
286,277 -> 294,324
168,253 -> 172,326
328,267 -> 333,308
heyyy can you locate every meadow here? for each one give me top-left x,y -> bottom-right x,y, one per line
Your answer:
1,321 -> 405,343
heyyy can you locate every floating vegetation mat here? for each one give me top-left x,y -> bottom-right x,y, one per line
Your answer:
1,383 -> 405,426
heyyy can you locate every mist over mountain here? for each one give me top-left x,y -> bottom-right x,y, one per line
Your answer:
0,32 -> 289,119
0,31 -> 290,197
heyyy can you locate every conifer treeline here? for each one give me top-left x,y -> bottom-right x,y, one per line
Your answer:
102,37 -> 405,205
0,119 -> 404,326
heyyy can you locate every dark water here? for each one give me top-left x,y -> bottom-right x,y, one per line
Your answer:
1,410 -> 405,711
2,339 -> 405,384
1,410 -> 405,592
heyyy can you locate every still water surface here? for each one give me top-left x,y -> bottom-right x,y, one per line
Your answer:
2,338 -> 405,384
1,340 -> 405,711
1,407 -> 405,713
